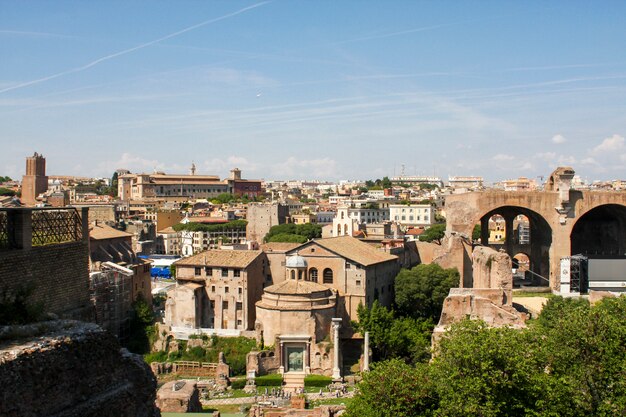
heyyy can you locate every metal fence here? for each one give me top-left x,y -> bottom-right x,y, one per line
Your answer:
0,207 -> 84,250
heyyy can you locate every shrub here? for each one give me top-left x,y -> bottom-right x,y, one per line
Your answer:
230,379 -> 246,390
304,374 -> 332,388
143,351 -> 168,363
255,374 -> 283,386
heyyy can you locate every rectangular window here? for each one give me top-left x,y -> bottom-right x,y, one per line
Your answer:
238,287 -> 243,295
194,267 -> 201,276
205,267 -> 212,276
237,319 -> 242,326
211,285 -> 215,293
222,301 -> 228,309
222,268 -> 228,278
225,286 -> 229,293
233,269 -> 241,278
356,280 -> 361,286
236,302 -> 242,310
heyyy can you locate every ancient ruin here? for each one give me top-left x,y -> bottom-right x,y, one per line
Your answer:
0,320 -> 159,417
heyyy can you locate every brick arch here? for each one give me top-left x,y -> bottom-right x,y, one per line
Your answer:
571,203 -> 626,259
477,205 -> 552,286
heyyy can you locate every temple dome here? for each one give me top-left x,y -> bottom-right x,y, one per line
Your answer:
285,254 -> 307,268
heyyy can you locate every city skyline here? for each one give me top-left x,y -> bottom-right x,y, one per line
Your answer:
2,1 -> 626,182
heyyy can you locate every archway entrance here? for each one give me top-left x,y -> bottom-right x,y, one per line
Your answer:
479,207 -> 551,287
571,204 -> 626,258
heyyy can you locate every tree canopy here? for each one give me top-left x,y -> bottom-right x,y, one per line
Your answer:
419,223 -> 446,244
347,296 -> 626,417
352,301 -> 432,363
173,219 -> 247,233
394,263 -> 459,321
263,223 -> 322,243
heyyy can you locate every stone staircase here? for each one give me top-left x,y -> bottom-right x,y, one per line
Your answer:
282,372 -> 305,392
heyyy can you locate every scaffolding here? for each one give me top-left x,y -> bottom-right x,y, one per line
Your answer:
89,262 -> 133,342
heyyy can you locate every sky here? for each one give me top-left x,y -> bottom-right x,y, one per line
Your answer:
2,1 -> 626,183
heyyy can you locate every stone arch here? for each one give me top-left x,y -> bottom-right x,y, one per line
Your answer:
571,204 -> 626,258
478,206 -> 552,286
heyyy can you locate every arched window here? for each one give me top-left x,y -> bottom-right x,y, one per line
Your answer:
298,270 -> 304,280
309,268 -> 318,282
323,268 -> 333,284
344,224 -> 348,235
290,270 -> 296,280
336,224 -> 341,236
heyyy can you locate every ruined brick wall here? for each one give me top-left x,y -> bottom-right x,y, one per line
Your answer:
0,241 -> 91,319
0,320 -> 160,417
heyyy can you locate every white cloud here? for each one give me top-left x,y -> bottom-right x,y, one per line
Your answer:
591,134 -> 624,155
98,152 -> 186,175
202,156 -> 259,175
581,157 -> 598,165
536,152 -> 556,161
551,134 -> 566,144
270,157 -> 338,179
492,154 -> 515,161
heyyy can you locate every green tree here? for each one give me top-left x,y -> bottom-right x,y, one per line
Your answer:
111,171 -> 119,197
0,187 -> 16,196
419,223 -> 446,244
352,301 -> 432,362
267,233 -> 308,244
381,176 -> 392,189
431,320 -> 554,417
345,359 -> 436,417
263,223 -> 321,243
212,193 -> 234,204
472,224 -> 481,241
394,263 -> 459,321
125,294 -> 155,354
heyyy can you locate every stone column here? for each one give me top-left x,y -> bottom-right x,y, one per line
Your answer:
331,318 -> 342,381
363,331 -> 370,371
81,207 -> 89,242
278,341 -> 285,374
305,341 -> 311,374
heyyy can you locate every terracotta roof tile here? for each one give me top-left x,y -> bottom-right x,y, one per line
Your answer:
260,242 -> 302,252
174,249 -> 262,268
89,223 -> 133,240
302,235 -> 397,267
264,279 -> 331,295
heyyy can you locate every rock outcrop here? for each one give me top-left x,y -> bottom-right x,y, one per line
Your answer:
0,320 -> 160,417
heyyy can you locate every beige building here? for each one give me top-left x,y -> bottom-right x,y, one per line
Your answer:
118,172 -> 227,200
282,236 -> 399,323
253,237 -> 398,380
165,250 -> 269,332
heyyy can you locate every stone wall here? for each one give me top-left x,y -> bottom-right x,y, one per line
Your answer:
0,240 -> 91,319
156,380 -> 202,413
0,320 -> 159,417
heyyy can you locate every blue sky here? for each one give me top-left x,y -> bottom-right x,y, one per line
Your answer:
2,1 -> 626,183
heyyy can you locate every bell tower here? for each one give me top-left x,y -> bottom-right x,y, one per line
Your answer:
21,152 -> 48,205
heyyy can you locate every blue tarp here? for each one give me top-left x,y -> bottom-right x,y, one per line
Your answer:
151,267 -> 171,278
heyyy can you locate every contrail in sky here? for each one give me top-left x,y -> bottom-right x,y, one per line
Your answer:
0,1 -> 271,95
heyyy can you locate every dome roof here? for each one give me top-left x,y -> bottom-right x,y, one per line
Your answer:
286,254 -> 307,268
264,279 -> 330,296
